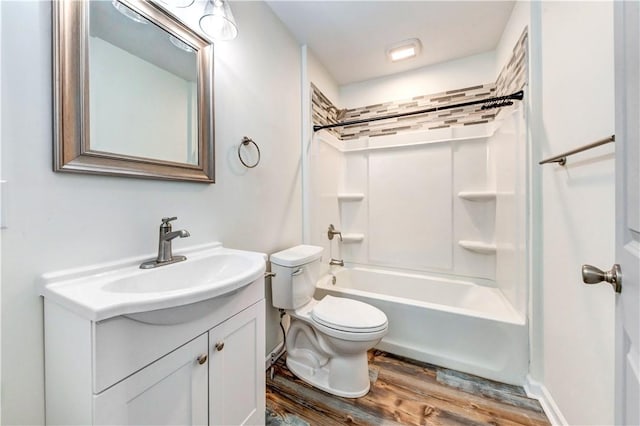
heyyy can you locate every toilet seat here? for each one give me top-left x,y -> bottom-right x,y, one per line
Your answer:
311,295 -> 388,334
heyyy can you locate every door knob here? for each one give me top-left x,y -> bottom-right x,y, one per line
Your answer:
215,341 -> 225,351
197,354 -> 208,365
582,264 -> 622,293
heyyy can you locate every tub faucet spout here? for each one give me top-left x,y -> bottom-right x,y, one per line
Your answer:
329,258 -> 344,267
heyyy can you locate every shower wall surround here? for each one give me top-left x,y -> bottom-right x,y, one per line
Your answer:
312,29 -> 528,140
308,28 -> 528,293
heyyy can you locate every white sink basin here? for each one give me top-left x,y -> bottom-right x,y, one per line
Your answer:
103,253 -> 258,294
40,243 -> 266,321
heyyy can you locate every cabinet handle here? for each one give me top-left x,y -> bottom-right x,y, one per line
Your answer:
197,354 -> 208,365
215,341 -> 225,351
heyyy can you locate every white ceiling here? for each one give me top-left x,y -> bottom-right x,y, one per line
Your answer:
266,1 -> 515,85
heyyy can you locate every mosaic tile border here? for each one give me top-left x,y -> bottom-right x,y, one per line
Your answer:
496,29 -> 528,97
311,83 -> 342,139
313,28 -> 528,141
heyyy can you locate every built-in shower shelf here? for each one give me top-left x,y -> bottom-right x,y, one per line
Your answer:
457,191 -> 496,201
341,233 -> 364,243
337,193 -> 365,201
458,240 -> 496,254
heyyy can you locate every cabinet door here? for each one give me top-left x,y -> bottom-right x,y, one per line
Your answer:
94,333 -> 209,426
209,300 -> 265,426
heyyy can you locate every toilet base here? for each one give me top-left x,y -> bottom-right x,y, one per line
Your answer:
286,355 -> 371,398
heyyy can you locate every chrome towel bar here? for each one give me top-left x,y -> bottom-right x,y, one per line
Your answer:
539,134 -> 615,166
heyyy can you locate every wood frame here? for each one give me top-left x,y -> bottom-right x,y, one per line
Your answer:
53,0 -> 215,183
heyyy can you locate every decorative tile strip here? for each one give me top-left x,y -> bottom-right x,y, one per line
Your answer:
312,28 -> 528,140
496,28 -> 528,97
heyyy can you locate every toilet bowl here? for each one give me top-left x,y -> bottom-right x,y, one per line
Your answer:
270,245 -> 388,398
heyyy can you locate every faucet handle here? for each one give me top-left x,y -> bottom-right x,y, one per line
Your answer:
160,217 -> 177,231
328,224 -> 343,241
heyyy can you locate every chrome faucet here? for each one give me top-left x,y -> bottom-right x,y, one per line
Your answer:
329,258 -> 344,267
140,217 -> 190,269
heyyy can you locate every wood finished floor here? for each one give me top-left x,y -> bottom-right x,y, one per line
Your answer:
266,351 -> 550,426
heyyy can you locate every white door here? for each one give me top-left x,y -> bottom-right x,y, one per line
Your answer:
209,300 -> 265,426
614,2 -> 640,424
93,333 -> 209,426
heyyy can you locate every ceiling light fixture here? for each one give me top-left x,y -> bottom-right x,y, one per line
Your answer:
386,38 -> 422,62
111,0 -> 149,24
199,0 -> 238,42
169,35 -> 195,53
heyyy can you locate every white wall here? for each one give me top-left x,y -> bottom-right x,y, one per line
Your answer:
535,2 -> 615,424
307,48 -> 340,106
495,1 -> 529,77
90,37 -> 197,164
339,51 -> 496,108
0,1 -> 302,424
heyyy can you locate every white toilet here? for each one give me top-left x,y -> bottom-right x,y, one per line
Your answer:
270,245 -> 388,398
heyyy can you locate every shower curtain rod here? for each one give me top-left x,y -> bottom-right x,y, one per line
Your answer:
313,90 -> 524,132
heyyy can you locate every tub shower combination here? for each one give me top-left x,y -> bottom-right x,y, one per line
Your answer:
307,106 -> 529,385
306,31 -> 529,385
316,266 -> 527,385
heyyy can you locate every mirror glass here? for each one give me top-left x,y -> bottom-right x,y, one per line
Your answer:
53,0 -> 214,183
89,1 -> 198,165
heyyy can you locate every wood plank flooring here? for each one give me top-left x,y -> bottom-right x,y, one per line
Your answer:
266,351 -> 550,426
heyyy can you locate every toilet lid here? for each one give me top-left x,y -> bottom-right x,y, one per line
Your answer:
311,295 -> 388,333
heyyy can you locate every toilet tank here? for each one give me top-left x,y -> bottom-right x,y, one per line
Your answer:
270,245 -> 324,309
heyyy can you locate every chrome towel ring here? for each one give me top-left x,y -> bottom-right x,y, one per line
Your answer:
238,137 -> 261,168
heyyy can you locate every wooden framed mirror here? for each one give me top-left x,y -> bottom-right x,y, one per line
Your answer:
53,0 -> 215,183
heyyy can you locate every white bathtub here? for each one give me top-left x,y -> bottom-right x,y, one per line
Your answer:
315,266 -> 528,385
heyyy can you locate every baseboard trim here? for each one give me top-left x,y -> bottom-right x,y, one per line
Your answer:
265,341 -> 285,371
524,375 -> 568,426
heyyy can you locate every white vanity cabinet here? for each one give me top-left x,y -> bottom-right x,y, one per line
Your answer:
93,333 -> 209,426
43,278 -> 266,426
209,301 -> 265,425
